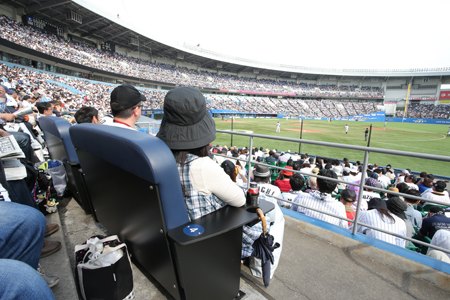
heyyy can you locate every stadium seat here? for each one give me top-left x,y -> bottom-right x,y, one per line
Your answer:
278,161 -> 287,169
411,232 -> 432,255
38,116 -> 95,217
69,124 -> 274,300
417,204 -> 449,218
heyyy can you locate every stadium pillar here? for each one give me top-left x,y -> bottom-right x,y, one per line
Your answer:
299,119 -> 303,154
352,149 -> 370,235
231,117 -> 234,146
367,124 -> 372,147
403,83 -> 412,121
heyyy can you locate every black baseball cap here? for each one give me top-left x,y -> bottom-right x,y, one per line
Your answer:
433,181 -> 446,192
110,84 -> 146,111
341,189 -> 356,202
221,160 -> 235,177
429,206 -> 444,214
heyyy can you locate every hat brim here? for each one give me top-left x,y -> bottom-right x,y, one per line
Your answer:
254,170 -> 271,177
157,111 -> 216,150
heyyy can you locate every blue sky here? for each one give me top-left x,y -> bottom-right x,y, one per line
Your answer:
75,0 -> 450,70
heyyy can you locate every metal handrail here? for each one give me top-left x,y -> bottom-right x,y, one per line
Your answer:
215,130 -> 450,255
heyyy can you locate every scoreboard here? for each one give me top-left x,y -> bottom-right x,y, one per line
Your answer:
100,42 -> 115,53
23,16 -> 64,37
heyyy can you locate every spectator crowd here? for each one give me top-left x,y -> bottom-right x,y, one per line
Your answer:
396,103 -> 450,120
0,14 -> 384,97
212,145 -> 450,262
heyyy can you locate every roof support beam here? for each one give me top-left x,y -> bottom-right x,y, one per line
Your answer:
70,17 -> 102,30
81,23 -> 111,38
19,0 -> 72,14
103,29 -> 131,43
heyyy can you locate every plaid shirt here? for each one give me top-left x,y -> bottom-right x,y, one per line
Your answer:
242,192 -> 269,258
178,154 -> 226,220
0,101 -> 6,125
178,154 -> 266,258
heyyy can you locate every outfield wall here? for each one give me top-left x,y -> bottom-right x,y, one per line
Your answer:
386,117 -> 450,125
299,112 -> 386,122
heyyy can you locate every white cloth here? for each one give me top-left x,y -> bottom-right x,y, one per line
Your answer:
357,209 -> 407,247
106,122 -> 136,130
379,175 -> 391,188
422,191 -> 450,206
352,191 -> 379,211
189,157 -> 245,207
258,182 -> 281,200
343,175 -> 358,184
249,188 -> 285,279
21,101 -> 32,108
100,114 -> 114,125
427,229 -> 450,260
5,95 -> 17,107
405,182 -> 419,191
0,183 -> 11,202
291,191 -> 348,229
281,190 -> 303,209
236,168 -> 247,187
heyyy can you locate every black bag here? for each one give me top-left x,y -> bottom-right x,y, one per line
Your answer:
20,159 -> 38,192
75,235 -> 134,300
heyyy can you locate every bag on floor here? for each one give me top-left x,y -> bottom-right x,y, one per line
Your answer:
37,160 -> 66,197
75,235 -> 134,300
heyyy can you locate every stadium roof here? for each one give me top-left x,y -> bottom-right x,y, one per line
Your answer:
3,0 -> 450,81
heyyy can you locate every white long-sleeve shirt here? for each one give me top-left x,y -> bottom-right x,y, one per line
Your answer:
189,157 -> 245,207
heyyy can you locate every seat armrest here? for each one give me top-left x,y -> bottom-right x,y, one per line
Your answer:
168,200 -> 274,246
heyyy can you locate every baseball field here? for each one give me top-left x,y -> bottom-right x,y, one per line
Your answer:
213,118 -> 450,177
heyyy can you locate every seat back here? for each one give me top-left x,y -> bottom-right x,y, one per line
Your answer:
39,116 -> 78,162
70,124 -> 190,300
39,116 -> 94,214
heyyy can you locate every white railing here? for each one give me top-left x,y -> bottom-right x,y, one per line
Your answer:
216,129 -> 450,255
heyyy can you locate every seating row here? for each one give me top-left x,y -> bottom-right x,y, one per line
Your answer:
39,116 -> 274,300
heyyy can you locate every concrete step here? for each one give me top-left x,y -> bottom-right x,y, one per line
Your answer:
46,196 -> 450,300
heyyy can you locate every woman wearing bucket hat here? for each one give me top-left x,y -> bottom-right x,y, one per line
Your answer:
157,87 -> 263,258
357,198 -> 406,247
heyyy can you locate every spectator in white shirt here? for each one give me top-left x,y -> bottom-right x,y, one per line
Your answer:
427,230 -> 450,263
404,174 -> 419,191
291,169 -> 348,229
281,174 -> 305,209
357,198 -> 407,247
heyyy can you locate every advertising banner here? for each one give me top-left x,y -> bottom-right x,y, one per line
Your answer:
439,90 -> 450,100
385,117 -> 450,125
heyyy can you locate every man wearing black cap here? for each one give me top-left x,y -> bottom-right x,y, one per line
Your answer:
291,169 -> 348,229
340,189 -> 356,227
419,206 -> 450,239
108,84 -> 146,130
404,174 -> 419,191
422,181 -> 450,207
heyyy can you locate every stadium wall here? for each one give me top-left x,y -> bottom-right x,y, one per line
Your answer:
114,45 -> 152,62
0,4 -> 15,19
411,89 -> 437,95
386,117 -> 450,125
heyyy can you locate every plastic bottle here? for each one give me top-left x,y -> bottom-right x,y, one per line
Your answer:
246,182 -> 260,206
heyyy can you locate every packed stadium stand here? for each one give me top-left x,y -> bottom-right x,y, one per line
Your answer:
0,14 -> 386,97
1,1 -> 450,299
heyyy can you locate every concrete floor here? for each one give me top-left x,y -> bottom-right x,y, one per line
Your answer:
41,197 -> 450,300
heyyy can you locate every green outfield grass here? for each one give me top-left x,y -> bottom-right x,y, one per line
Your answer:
213,118 -> 450,177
